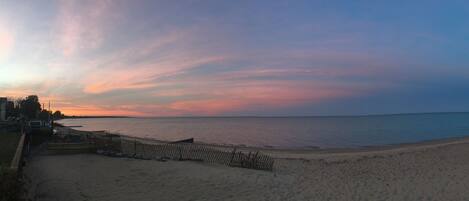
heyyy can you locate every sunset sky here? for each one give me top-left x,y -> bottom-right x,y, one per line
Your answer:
1,1 -> 469,116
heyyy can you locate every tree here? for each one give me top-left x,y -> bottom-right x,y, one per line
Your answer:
52,111 -> 64,120
38,110 -> 52,120
19,95 -> 42,119
5,100 -> 18,118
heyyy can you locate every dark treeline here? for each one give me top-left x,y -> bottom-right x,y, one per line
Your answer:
5,95 -> 65,121
65,115 -> 129,119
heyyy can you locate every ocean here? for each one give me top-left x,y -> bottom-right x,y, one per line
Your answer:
57,113 -> 469,149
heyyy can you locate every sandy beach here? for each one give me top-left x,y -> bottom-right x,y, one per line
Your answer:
23,134 -> 469,201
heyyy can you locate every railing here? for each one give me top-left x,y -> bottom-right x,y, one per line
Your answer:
10,131 -> 25,172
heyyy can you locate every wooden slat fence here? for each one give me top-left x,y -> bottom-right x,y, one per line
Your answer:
120,139 -> 274,171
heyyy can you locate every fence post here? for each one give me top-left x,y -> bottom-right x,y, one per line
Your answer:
229,147 -> 236,166
134,140 -> 137,157
243,152 -> 251,168
252,151 -> 259,169
178,146 -> 183,161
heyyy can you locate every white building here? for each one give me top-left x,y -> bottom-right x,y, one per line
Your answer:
0,97 -> 6,121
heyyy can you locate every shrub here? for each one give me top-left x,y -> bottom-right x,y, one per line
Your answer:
30,129 -> 52,147
0,167 -> 21,201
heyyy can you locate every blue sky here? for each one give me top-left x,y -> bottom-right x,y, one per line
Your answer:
0,0 -> 468,116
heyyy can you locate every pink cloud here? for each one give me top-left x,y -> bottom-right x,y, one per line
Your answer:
82,67 -> 160,94
152,80 -> 366,115
58,79 -> 366,116
2,87 -> 73,112
213,66 -> 381,81
59,104 -> 147,116
57,0 -> 115,56
0,20 -> 14,62
82,53 -> 226,94
169,99 -> 246,115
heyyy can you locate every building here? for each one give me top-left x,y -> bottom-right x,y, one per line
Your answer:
0,97 -> 6,121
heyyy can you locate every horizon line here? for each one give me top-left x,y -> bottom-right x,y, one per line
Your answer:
63,111 -> 469,119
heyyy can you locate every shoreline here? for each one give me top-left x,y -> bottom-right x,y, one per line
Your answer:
60,111 -> 469,119
59,124 -> 469,150
27,126 -> 469,200
56,114 -> 469,153
57,125 -> 469,160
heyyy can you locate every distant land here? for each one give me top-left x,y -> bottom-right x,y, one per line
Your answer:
64,115 -> 132,119
61,111 -> 469,119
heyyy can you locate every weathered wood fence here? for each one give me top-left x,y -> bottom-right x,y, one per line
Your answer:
55,129 -> 276,171
120,139 -> 274,171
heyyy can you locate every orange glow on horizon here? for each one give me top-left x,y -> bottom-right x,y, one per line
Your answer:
2,79 -> 365,117
59,105 -> 147,117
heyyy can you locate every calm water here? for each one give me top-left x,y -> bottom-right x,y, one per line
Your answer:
58,113 -> 469,148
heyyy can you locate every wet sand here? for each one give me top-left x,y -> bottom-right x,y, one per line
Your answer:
24,136 -> 469,201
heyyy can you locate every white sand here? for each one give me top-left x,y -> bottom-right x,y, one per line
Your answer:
24,137 -> 469,201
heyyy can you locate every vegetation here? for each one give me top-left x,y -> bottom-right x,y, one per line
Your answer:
18,95 -> 41,119
0,129 -> 22,201
5,95 -> 65,120
52,110 -> 65,119
31,129 -> 52,147
5,101 -> 18,119
64,115 -> 129,119
1,94 -> 60,201
0,130 -> 20,166
0,167 -> 22,201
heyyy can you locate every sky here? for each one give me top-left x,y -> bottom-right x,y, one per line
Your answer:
1,0 -> 469,116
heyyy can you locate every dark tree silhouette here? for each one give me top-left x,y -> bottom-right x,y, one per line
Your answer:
5,100 -> 18,118
19,95 -> 42,119
52,110 -> 64,120
38,110 -> 52,120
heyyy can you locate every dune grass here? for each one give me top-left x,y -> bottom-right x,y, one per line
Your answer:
0,129 -> 21,167
0,129 -> 22,201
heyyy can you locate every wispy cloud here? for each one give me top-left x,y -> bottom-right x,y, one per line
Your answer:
183,83 -> 352,115
56,0 -> 116,56
57,104 -> 148,116
3,1 -> 466,116
0,19 -> 14,63
81,55 -> 226,94
78,27 -> 228,94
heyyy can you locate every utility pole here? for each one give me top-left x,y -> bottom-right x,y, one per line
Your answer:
49,100 -> 52,129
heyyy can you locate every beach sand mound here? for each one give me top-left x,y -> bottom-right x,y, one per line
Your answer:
24,138 -> 469,201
